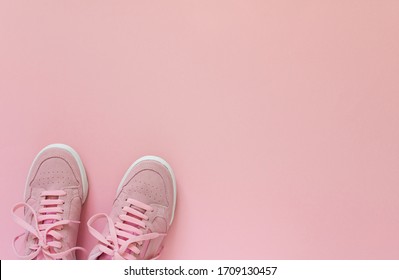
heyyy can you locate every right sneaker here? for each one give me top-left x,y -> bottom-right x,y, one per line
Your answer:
87,156 -> 176,260
12,144 -> 88,260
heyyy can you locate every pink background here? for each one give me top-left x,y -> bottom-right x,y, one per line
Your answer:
1,1 -> 399,259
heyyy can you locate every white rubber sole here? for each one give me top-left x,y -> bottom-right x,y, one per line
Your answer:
116,155 -> 177,226
24,144 -> 89,204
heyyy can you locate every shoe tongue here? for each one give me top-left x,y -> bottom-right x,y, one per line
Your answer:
41,195 -> 59,225
132,205 -> 146,214
36,195 -> 60,257
125,205 -> 147,236
118,204 -> 149,258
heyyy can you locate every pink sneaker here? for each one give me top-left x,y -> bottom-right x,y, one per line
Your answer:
12,144 -> 88,260
87,156 -> 176,260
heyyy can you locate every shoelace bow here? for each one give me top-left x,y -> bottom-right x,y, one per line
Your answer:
87,198 -> 164,260
12,190 -> 85,260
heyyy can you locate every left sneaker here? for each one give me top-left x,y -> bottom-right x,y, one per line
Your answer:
12,144 -> 88,260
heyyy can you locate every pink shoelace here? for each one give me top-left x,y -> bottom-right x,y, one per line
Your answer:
12,190 -> 85,260
87,198 -> 164,260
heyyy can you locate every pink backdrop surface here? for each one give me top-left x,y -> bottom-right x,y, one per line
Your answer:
1,1 -> 399,259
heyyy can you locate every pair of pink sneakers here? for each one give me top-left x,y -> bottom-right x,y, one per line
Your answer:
12,144 -> 176,260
